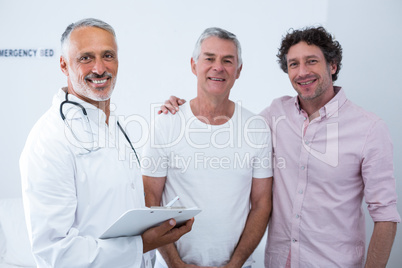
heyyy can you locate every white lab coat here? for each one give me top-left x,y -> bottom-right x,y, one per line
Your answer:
20,88 -> 151,268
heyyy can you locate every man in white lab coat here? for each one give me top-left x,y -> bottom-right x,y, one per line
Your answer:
20,18 -> 193,268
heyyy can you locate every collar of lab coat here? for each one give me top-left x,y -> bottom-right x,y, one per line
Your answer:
55,88 -> 121,154
55,87 -> 109,125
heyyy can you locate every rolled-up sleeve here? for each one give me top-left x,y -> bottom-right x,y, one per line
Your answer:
362,119 -> 401,222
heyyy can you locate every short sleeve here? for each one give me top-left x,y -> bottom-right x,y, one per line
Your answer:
141,114 -> 170,178
247,114 -> 273,179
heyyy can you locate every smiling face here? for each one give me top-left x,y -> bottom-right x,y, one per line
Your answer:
191,36 -> 242,100
287,41 -> 336,105
60,26 -> 118,104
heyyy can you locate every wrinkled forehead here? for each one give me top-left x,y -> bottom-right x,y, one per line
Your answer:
200,36 -> 238,58
67,26 -> 118,55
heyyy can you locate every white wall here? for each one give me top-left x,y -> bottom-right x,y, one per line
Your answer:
0,0 -> 401,267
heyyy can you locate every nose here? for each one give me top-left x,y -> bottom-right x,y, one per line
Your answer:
297,63 -> 310,77
92,58 -> 107,75
212,61 -> 224,72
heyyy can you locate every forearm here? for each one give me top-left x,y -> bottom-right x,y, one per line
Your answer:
226,177 -> 272,268
365,221 -> 397,268
158,243 -> 187,268
226,200 -> 270,268
143,175 -> 166,207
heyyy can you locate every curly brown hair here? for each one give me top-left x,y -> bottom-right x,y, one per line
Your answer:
277,26 -> 343,82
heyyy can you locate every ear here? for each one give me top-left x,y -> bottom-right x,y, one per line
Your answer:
236,64 -> 243,79
191,58 -> 197,76
60,56 -> 69,76
330,61 -> 337,75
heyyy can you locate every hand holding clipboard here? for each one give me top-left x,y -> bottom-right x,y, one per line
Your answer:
99,196 -> 201,239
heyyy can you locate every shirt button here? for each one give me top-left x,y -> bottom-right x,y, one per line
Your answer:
292,239 -> 297,243
296,214 -> 300,219
298,190 -> 303,194
305,140 -> 310,145
303,116 -> 307,120
301,166 -> 305,170
131,182 -> 135,189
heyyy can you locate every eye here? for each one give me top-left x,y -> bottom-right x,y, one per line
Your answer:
79,56 -> 91,63
288,62 -> 298,68
308,59 -> 318,64
104,53 -> 116,61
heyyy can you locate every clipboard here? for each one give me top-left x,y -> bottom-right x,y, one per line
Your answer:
99,207 -> 201,239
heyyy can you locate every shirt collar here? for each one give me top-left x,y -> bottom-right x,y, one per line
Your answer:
293,86 -> 347,119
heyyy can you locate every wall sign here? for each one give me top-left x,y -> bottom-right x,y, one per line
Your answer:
0,48 -> 55,58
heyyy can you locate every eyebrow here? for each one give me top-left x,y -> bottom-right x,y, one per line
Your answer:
104,49 -> 117,55
287,54 -> 319,62
79,51 -> 94,56
202,52 -> 236,59
77,50 -> 117,57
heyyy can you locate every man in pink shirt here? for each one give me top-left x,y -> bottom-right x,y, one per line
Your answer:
259,26 -> 400,267
160,26 -> 400,267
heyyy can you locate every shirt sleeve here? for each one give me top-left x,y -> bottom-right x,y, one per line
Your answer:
20,116 -> 144,267
248,114 -> 274,179
362,119 -> 401,222
141,114 -> 170,178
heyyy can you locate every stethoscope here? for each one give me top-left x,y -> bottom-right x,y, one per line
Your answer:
59,91 -> 140,165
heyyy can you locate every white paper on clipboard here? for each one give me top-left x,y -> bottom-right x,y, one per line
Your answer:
99,207 -> 201,239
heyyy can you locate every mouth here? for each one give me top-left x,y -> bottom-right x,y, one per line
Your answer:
86,74 -> 112,87
297,78 -> 317,86
89,78 -> 108,84
209,77 -> 225,82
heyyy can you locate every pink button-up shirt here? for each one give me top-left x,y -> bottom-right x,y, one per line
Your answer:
260,87 -> 400,267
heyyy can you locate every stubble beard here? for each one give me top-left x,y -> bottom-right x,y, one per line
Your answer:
295,67 -> 333,102
70,74 -> 117,102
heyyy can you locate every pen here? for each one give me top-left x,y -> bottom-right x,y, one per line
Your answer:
165,196 -> 180,207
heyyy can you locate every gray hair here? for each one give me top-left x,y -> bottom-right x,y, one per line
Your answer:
192,27 -> 242,68
60,18 -> 116,57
